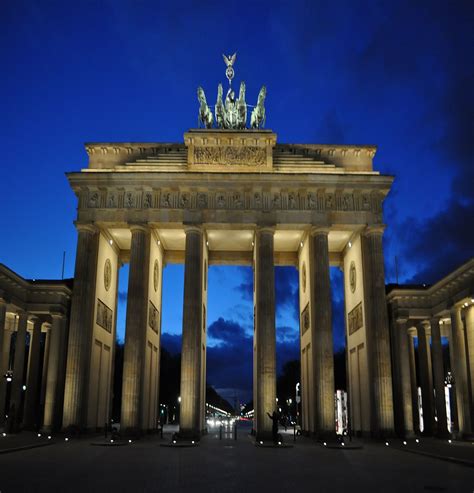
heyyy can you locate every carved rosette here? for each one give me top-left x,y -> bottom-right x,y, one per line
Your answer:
104,259 -> 112,291
153,260 -> 159,293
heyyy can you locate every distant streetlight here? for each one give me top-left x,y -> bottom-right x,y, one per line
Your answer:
178,396 -> 181,403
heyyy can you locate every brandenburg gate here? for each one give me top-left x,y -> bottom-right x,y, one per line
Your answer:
63,123 -> 395,439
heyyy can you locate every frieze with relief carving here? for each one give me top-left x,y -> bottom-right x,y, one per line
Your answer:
84,188 -> 384,213
194,146 -> 266,167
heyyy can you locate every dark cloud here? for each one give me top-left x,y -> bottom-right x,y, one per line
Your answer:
208,317 -> 248,347
161,332 -> 182,356
330,268 -> 345,352
275,266 -> 299,322
398,201 -> 474,284
162,317 -> 302,403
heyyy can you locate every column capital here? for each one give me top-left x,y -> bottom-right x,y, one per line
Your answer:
50,311 -> 65,321
129,222 -> 150,234
450,304 -> 462,316
310,226 -> 330,237
255,225 -> 275,235
395,317 -> 409,325
183,224 -> 203,235
75,222 -> 99,234
418,320 -> 431,332
363,224 -> 386,237
30,316 -> 45,328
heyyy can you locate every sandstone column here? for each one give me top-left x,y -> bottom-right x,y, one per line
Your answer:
254,227 -> 276,441
63,224 -> 100,429
43,313 -> 66,431
0,298 -> 8,427
361,226 -> 394,436
39,327 -> 51,416
430,317 -> 449,437
417,322 -> 434,435
10,311 -> 29,426
407,330 -> 420,433
179,225 -> 204,439
450,306 -> 471,435
121,224 -> 151,433
23,317 -> 43,429
465,305 -> 474,427
394,318 -> 414,437
310,227 -> 335,437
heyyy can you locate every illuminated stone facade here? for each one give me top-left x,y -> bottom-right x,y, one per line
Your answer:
64,128 -> 395,439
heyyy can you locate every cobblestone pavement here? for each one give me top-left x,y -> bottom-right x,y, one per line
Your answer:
0,423 -> 473,492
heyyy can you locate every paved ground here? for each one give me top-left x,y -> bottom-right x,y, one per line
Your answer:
0,423 -> 473,492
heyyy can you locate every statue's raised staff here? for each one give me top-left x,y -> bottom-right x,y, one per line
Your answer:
197,86 -> 213,129
251,86 -> 266,129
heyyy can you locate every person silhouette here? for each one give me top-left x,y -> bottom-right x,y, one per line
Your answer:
267,410 -> 279,442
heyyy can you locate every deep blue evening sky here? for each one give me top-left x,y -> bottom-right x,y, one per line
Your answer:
1,1 -> 473,402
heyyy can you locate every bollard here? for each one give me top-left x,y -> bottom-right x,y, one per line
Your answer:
105,422 -> 108,439
293,423 -> 296,442
219,425 -> 222,440
234,422 -> 237,440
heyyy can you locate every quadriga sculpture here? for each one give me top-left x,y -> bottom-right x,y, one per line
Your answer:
250,86 -> 266,129
197,86 -> 214,129
215,84 -> 225,129
236,81 -> 247,130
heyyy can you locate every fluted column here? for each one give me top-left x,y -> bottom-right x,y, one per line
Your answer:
0,298 -> 8,427
430,317 -> 449,437
121,224 -> 151,433
465,305 -> 474,427
417,322 -> 434,435
407,330 -> 420,433
362,226 -> 394,436
63,224 -> 100,429
394,318 -> 414,437
179,225 -> 204,439
23,317 -> 43,429
42,313 -> 65,431
39,327 -> 51,415
310,227 -> 335,437
254,227 -> 276,441
10,311 -> 29,427
450,306 -> 471,435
